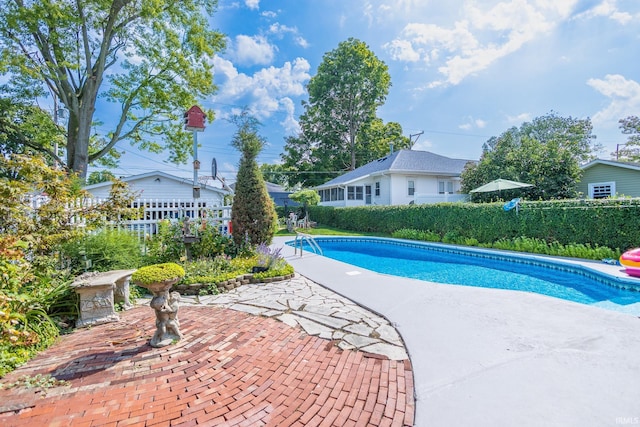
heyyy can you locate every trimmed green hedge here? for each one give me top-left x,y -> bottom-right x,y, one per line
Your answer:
307,198 -> 640,252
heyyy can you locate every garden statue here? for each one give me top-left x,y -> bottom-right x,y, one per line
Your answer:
149,290 -> 183,347
131,263 -> 186,348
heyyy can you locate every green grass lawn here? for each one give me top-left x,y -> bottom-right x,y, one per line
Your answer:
274,225 -> 387,237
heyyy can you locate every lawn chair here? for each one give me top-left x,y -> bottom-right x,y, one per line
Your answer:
286,212 -> 297,232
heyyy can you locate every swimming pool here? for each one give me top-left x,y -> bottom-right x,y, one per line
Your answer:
290,237 -> 640,314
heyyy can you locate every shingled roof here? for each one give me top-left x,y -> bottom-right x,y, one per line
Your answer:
316,150 -> 474,188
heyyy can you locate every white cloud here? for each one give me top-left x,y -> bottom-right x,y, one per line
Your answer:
506,113 -> 532,124
383,0 -> 578,87
294,36 -> 310,49
245,0 -> 259,10
412,138 -> 433,151
459,117 -> 487,130
587,74 -> 640,126
212,56 -> 311,135
261,10 -> 277,18
268,23 -> 310,48
384,39 -> 422,62
576,0 -> 633,24
232,35 -> 275,66
278,97 -> 301,135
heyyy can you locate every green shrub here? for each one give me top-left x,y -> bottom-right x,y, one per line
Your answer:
143,220 -> 188,264
0,240 -> 75,377
309,198 -> 640,254
252,263 -> 294,280
60,229 -> 142,274
143,219 -> 236,265
190,223 -> 233,259
392,228 -> 441,242
131,263 -> 185,285
180,256 -> 238,285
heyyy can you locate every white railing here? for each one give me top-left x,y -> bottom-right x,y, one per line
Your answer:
31,197 -> 232,239
125,198 -> 232,239
413,193 -> 468,204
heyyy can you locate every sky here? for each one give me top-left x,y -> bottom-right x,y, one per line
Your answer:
92,0 -> 640,185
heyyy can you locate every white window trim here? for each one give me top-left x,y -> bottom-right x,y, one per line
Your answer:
407,179 -> 415,196
588,181 -> 616,199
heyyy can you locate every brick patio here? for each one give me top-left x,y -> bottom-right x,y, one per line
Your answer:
0,306 -> 414,426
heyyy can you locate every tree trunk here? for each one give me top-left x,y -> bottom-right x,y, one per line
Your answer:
66,82 -> 99,179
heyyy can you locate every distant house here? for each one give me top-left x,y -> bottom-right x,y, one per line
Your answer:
315,149 -> 475,207
84,170 -> 230,203
83,171 -> 232,234
229,181 -> 298,208
578,159 -> 640,198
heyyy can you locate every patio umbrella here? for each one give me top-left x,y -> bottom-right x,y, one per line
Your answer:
469,178 -> 534,193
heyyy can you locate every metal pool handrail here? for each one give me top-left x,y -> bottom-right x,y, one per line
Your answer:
294,232 -> 323,256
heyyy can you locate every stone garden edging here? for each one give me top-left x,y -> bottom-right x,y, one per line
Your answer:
173,272 -> 296,295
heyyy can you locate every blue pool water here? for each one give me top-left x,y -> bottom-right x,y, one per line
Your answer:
291,237 -> 640,313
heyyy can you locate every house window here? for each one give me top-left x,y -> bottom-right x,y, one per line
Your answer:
438,180 -> 454,194
375,181 -> 380,196
589,182 -> 615,199
408,180 -> 415,196
338,188 -> 345,200
347,186 -> 364,200
330,188 -> 338,201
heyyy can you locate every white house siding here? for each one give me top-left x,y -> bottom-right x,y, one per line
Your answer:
86,177 -> 225,205
372,175 -> 391,206
341,175 -> 392,207
389,175 -> 463,205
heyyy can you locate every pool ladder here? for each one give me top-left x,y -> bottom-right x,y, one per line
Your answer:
294,232 -> 323,256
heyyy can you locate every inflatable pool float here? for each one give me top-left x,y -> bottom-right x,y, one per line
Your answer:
503,198 -> 520,212
620,248 -> 640,278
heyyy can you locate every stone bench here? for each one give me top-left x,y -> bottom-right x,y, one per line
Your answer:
71,269 -> 137,328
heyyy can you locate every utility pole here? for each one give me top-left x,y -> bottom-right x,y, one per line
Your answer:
409,131 -> 424,149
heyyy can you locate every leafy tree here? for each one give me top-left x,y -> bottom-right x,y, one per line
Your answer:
0,0 -> 225,179
355,119 -> 411,163
230,112 -> 277,247
615,116 -> 640,161
0,154 -> 139,255
0,154 -> 139,375
87,170 -> 116,185
259,163 -> 291,189
281,38 -> 394,187
282,119 -> 409,188
461,112 -> 599,201
0,97 -> 64,168
288,189 -> 320,223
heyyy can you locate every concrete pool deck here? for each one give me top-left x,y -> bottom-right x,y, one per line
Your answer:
275,236 -> 640,426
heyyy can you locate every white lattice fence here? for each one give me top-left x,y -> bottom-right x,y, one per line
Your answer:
31,197 -> 232,239
126,198 -> 232,239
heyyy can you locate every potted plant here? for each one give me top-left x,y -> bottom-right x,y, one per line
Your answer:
131,262 -> 185,292
252,244 -> 283,273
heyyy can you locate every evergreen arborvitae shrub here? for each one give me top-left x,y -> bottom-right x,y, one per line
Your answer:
230,112 -> 277,247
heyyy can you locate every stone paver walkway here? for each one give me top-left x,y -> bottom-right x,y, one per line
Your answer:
0,274 -> 414,427
179,275 -> 408,361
